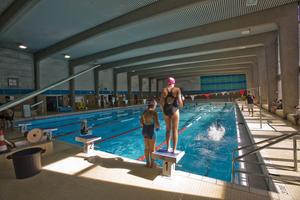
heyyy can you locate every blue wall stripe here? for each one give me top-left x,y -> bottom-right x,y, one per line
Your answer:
201,81 -> 246,85
201,74 -> 245,79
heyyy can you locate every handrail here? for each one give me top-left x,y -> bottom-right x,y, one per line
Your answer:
31,100 -> 44,108
234,132 -> 298,161
234,133 -> 287,151
232,132 -> 299,183
0,64 -> 101,112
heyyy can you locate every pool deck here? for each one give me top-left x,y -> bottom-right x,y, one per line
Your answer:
1,102 -> 299,200
236,101 -> 300,200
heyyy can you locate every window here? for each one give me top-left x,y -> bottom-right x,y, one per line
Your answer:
7,78 -> 18,88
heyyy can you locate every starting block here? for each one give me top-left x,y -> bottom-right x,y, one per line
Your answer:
75,135 -> 102,154
43,128 -> 58,140
152,149 -> 185,177
18,123 -> 31,134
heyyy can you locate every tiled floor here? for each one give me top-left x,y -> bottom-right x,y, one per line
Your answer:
237,102 -> 300,200
1,102 -> 299,200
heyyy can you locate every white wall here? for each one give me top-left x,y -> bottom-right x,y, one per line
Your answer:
117,72 -> 127,91
74,64 -> 94,91
131,75 -> 139,91
98,68 -> 113,91
142,77 -> 149,92
39,57 -> 69,90
0,48 -> 34,89
151,78 -> 157,92
158,80 -> 164,91
176,76 -> 201,91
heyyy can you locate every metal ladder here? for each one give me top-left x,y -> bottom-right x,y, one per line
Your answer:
231,132 -> 299,185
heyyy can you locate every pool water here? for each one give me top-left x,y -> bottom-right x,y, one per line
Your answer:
18,103 -> 238,182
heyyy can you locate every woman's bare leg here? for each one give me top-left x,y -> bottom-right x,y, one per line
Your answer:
164,115 -> 171,150
171,110 -> 179,153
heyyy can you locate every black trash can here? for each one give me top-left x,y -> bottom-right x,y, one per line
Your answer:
7,147 -> 45,179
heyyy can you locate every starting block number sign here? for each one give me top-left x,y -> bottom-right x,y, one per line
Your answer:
75,135 -> 102,154
152,149 -> 185,177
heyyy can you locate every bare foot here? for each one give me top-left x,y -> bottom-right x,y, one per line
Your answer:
146,162 -> 151,168
151,162 -> 157,168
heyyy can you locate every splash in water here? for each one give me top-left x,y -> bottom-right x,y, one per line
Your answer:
207,124 -> 225,141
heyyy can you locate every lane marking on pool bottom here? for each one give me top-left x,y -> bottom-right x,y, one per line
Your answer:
137,127 -> 187,161
97,116 -> 112,121
121,118 -> 134,123
186,123 -> 193,128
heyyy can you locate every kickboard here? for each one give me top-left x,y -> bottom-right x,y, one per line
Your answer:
152,149 -> 185,163
75,135 -> 102,144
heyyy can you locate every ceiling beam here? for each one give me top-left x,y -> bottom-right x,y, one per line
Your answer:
144,68 -> 250,80
69,0 -> 289,67
129,57 -> 256,76
116,55 -> 257,74
139,63 -> 252,78
92,31 -> 275,72
112,46 -> 262,71
34,0 -> 203,60
0,0 -> 40,33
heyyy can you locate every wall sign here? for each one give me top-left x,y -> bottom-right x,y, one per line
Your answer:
7,78 -> 18,88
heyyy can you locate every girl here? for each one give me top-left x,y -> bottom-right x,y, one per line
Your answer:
140,98 -> 160,168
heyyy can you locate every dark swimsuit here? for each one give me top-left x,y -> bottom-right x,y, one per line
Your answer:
142,111 -> 155,139
163,88 -> 179,117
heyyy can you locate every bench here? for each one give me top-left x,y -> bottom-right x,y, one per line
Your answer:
152,149 -> 185,177
75,135 -> 102,154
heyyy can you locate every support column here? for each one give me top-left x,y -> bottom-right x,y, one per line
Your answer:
113,71 -> 117,96
265,40 -> 278,111
148,78 -> 151,96
69,65 -> 76,109
94,69 -> 99,107
33,58 -> 41,104
278,7 -> 299,116
127,72 -> 132,104
256,49 -> 268,105
139,76 -> 143,98
33,58 -> 40,91
251,64 -> 259,98
156,79 -> 159,97
245,70 -> 252,90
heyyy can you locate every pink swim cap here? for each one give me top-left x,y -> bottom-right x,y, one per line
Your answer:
167,77 -> 175,85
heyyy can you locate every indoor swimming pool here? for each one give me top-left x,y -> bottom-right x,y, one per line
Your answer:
17,103 -> 238,182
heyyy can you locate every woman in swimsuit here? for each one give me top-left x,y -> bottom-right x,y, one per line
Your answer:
160,77 -> 184,153
140,98 -> 160,168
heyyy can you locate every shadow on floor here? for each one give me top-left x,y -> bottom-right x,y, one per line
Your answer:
82,155 -> 161,181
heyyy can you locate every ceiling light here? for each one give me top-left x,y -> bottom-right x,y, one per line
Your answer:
18,44 -> 27,49
64,54 -> 71,59
241,29 -> 251,35
131,70 -> 135,72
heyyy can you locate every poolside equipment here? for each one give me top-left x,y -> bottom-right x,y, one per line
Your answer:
26,128 -> 43,143
152,149 -> 185,177
75,135 -> 102,154
7,147 -> 45,179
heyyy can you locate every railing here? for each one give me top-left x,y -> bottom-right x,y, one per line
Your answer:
0,64 -> 101,113
232,132 -> 299,184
